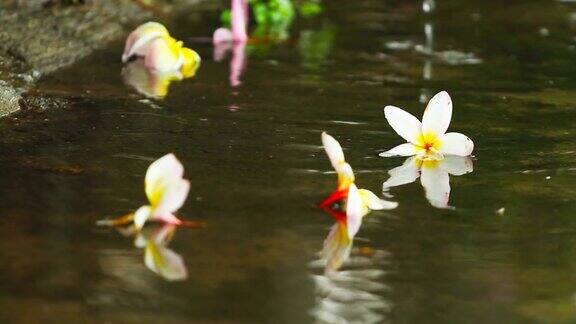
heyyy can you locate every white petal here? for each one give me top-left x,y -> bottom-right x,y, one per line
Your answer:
144,243 -> 188,281
438,132 -> 474,156
358,189 -> 398,210
420,166 -> 451,209
145,153 -> 185,205
144,38 -> 182,72
322,132 -> 346,170
379,143 -> 424,157
154,179 -> 190,214
123,22 -> 169,62
345,184 -> 364,238
439,155 -> 473,176
336,162 -> 355,189
382,156 -> 421,189
384,106 -> 423,145
422,91 -> 452,138
134,205 -> 152,231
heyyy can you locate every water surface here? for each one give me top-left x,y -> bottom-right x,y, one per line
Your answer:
2,0 -> 576,322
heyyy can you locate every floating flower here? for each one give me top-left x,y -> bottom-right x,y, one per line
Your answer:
132,154 -> 190,230
97,154 -> 192,230
134,224 -> 188,281
319,132 -> 397,236
383,155 -> 473,208
123,21 -> 201,76
380,91 -> 473,160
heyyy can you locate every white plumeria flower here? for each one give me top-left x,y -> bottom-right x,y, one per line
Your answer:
380,91 -> 474,160
122,21 -> 201,76
133,153 -> 191,230
383,155 -> 473,209
320,132 -> 397,214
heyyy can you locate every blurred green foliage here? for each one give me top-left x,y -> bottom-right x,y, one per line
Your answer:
220,0 -> 322,31
298,0 -> 322,18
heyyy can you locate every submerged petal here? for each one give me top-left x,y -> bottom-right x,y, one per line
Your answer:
422,91 -> 452,139
379,143 -> 424,157
438,132 -> 474,156
420,166 -> 451,209
384,106 -> 423,145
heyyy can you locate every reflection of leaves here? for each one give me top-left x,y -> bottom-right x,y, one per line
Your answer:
298,22 -> 335,69
298,0 -> 322,18
251,0 -> 294,26
220,9 -> 231,27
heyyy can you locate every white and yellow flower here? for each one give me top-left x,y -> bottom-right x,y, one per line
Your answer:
122,21 -> 201,76
320,132 -> 397,229
97,153 -> 190,230
380,91 -> 473,160
383,155 -> 473,209
132,153 -> 190,230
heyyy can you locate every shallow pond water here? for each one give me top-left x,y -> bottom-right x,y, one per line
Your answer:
2,0 -> 576,322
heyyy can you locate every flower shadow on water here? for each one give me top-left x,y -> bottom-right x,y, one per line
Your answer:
383,155 -> 474,209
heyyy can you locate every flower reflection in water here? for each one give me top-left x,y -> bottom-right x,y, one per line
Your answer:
213,40 -> 247,88
310,196 -> 392,322
122,58 -> 200,99
118,223 -> 188,281
383,155 -> 473,208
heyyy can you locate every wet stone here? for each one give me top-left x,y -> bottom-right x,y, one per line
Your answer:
0,0 -> 203,118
